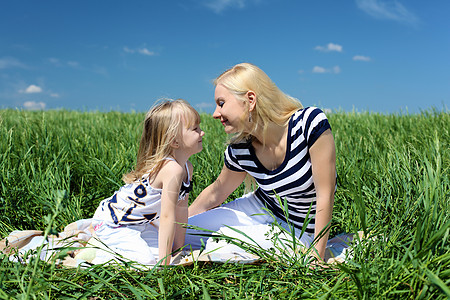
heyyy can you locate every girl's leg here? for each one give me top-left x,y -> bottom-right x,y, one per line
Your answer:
185,193 -> 273,249
92,222 -> 157,265
140,223 -> 160,260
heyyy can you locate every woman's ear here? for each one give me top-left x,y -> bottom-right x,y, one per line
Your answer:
246,90 -> 257,112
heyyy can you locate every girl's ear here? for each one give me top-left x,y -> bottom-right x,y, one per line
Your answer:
171,139 -> 180,149
246,90 -> 257,112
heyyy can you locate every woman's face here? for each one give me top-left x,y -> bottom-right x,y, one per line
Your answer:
213,84 -> 248,134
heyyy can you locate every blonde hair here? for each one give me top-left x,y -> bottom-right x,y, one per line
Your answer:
123,99 -> 200,184
214,63 -> 303,145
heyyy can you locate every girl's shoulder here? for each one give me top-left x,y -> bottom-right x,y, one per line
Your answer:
147,159 -> 185,189
186,160 -> 193,180
160,159 -> 185,177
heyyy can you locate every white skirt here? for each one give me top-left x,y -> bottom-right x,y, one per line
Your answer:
91,220 -> 159,265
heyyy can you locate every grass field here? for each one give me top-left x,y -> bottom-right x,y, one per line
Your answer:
0,108 -> 449,299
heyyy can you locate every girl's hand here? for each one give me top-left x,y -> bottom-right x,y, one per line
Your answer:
158,160 -> 186,265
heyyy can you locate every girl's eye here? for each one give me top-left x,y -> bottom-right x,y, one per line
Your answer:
218,101 -> 224,107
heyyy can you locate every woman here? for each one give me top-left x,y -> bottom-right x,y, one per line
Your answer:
186,63 -> 336,260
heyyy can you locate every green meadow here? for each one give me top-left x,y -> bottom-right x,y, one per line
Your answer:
0,108 -> 448,299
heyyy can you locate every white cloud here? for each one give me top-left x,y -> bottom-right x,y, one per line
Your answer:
312,66 -> 327,73
315,43 -> 343,52
138,48 -> 156,56
124,46 -> 156,56
195,102 -> 215,111
67,61 -> 80,68
196,102 -> 215,108
48,57 -> 108,76
23,85 -> 43,94
48,57 -> 62,66
50,93 -> 60,98
328,43 -> 343,52
23,101 -> 46,110
333,66 -> 341,74
0,57 -> 27,69
93,66 -> 109,76
353,55 -> 372,61
203,0 -> 260,14
355,0 -> 418,25
312,66 -> 341,74
123,46 -> 135,53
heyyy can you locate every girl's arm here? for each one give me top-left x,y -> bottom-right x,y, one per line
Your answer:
309,129 -> 336,260
188,164 -> 246,217
173,195 -> 188,252
172,161 -> 192,252
158,162 -> 185,265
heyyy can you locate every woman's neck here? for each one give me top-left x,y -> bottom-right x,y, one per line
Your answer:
251,122 -> 289,171
252,122 -> 288,149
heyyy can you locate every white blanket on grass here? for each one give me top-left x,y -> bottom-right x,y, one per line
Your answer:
0,219 -> 361,268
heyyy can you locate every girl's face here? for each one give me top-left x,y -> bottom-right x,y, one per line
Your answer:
213,84 -> 248,134
180,119 -> 204,156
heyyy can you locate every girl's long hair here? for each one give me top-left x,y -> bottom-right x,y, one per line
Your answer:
123,99 -> 200,184
214,63 -> 303,145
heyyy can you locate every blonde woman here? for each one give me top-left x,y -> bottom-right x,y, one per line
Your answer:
187,63 -> 336,261
92,99 -> 204,265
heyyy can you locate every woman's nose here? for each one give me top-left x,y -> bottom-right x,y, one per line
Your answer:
212,106 -> 220,119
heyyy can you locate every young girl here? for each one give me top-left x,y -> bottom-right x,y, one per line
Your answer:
92,99 -> 204,266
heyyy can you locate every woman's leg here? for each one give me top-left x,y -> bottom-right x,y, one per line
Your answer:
185,193 -> 273,249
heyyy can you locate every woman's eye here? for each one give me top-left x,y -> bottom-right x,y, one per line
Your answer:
218,101 -> 224,107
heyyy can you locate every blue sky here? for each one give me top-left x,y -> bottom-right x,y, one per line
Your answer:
1,0 -> 449,114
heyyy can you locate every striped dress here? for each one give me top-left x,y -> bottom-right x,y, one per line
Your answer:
223,107 -> 332,234
93,159 -> 192,227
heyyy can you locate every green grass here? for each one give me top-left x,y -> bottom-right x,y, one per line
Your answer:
0,108 -> 449,299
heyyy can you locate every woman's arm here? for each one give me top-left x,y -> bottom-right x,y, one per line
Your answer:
188,164 -> 247,217
309,129 -> 336,260
158,162 -> 185,265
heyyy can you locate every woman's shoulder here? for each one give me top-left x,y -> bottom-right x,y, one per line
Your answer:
224,139 -> 253,167
226,139 -> 253,159
291,107 -> 329,124
293,106 -> 326,117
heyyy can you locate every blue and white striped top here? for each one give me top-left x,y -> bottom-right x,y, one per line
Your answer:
224,107 -> 332,234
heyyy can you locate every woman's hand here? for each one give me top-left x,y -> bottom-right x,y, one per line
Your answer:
188,164 -> 246,217
309,129 -> 336,260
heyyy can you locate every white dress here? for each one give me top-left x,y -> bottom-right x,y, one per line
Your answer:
92,159 -> 191,265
